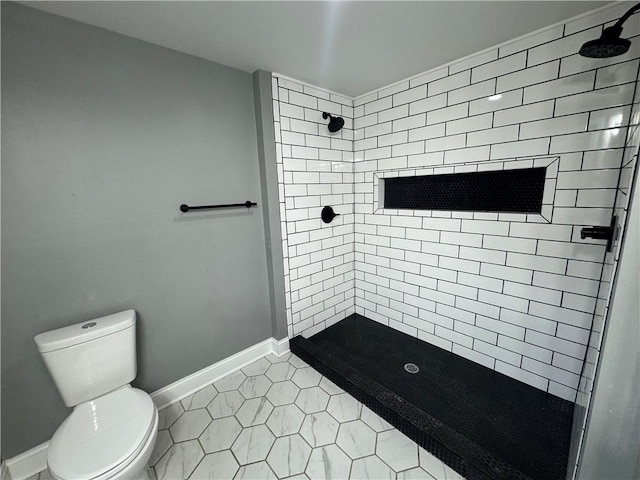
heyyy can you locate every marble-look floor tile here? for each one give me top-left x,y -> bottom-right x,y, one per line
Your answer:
326,392 -> 362,423
266,362 -> 297,382
181,385 -> 218,411
155,439 -> 204,480
199,416 -> 243,453
444,465 -> 465,479
150,429 -> 173,466
336,420 -> 376,459
242,357 -> 273,376
266,380 -> 301,406
169,408 -> 212,442
398,467 -> 437,479
266,404 -> 306,436
214,370 -> 246,392
189,450 -> 239,479
100,352 -> 467,480
238,375 -> 272,399
207,390 -> 244,419
236,397 -> 274,427
231,424 -> 275,464
419,448 -> 464,479
419,447 -> 447,479
288,355 -> 309,369
291,367 -> 322,388
265,352 -> 291,364
305,444 -> 352,479
158,402 -> 185,430
266,434 -> 312,478
377,429 -> 419,472
318,376 -> 344,396
300,411 -> 340,447
295,386 -> 329,413
351,455 -> 396,480
234,461 -> 277,480
361,406 -> 394,432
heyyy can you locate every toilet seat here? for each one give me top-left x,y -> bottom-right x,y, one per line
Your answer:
48,386 -> 156,480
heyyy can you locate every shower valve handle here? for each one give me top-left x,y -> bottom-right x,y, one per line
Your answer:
321,206 -> 340,224
580,216 -> 617,252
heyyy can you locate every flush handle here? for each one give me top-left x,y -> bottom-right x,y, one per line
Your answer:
580,215 -> 617,252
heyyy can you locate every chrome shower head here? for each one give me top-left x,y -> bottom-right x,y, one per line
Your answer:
322,112 -> 345,133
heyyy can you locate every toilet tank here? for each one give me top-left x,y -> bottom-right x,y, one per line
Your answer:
34,310 -> 137,407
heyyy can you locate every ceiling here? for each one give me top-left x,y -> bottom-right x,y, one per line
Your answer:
23,1 -> 610,97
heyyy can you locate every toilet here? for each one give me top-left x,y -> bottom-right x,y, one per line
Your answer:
35,310 -> 158,480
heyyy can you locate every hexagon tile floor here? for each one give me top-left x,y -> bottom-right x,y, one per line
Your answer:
28,352 -> 465,480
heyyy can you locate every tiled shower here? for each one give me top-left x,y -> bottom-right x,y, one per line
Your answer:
274,80 -> 357,337
2,0 -> 638,478
273,2 -> 639,477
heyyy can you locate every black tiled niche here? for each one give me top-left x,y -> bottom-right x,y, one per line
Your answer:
383,167 -> 546,213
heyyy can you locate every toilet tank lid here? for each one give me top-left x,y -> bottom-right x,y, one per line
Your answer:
34,310 -> 136,353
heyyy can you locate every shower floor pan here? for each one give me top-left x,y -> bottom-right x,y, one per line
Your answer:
290,314 -> 574,480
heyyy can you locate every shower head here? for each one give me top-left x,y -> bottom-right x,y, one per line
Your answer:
579,25 -> 631,58
579,2 -> 639,58
322,112 -> 345,133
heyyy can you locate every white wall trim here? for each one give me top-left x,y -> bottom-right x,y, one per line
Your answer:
271,336 -> 290,357
2,336 -> 291,480
1,462 -> 11,480
151,336 -> 289,409
3,442 -> 48,480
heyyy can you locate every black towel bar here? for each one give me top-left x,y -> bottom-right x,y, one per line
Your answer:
180,201 -> 257,212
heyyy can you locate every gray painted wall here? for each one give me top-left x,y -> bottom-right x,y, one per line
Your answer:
1,3 -> 273,457
577,161 -> 640,479
253,70 -> 287,340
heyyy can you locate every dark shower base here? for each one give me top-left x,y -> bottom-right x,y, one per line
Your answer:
290,314 -> 574,480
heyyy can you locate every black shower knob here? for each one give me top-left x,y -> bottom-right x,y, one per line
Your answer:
321,206 -> 340,224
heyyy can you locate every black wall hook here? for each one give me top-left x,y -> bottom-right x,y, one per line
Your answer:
321,206 -> 340,224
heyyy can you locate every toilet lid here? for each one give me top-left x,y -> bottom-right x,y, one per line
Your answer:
48,386 -> 156,480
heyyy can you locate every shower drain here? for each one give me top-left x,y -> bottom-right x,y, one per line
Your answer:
404,362 -> 420,374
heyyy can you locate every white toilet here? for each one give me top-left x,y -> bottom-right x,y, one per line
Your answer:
35,310 -> 158,480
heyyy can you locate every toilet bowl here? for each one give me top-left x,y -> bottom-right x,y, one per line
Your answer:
48,386 -> 158,480
35,310 -> 158,480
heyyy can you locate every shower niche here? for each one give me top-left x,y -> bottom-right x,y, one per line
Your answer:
373,157 -> 559,222
383,167 -> 546,213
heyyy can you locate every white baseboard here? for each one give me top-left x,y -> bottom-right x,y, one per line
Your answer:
0,462 -> 10,480
1,459 -> 13,480
3,442 -> 48,480
151,336 -> 289,409
3,336 -> 291,480
272,336 -> 290,357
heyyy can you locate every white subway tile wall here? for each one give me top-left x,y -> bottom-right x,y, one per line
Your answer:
272,4 -> 640,409
350,8 -> 639,404
569,41 -> 640,479
272,76 -> 356,339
